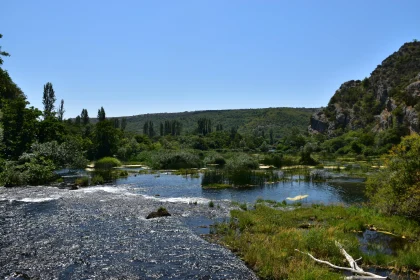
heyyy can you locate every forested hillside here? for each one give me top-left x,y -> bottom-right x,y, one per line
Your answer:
107,107 -> 318,139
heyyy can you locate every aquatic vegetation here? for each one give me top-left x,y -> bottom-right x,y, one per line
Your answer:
215,204 -> 420,279
95,157 -> 122,169
91,175 -> 104,185
150,150 -> 201,169
209,200 -> 215,208
75,176 -> 89,187
201,169 -> 281,188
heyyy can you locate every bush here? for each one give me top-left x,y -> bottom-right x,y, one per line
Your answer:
0,157 -> 56,187
366,134 -> 420,221
75,176 -> 89,187
151,150 -> 201,169
225,153 -> 259,170
91,175 -> 104,185
95,157 -> 122,169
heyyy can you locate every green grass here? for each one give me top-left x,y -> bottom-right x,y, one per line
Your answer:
95,157 -> 122,169
214,204 -> 420,279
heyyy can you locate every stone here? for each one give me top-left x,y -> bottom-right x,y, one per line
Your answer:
146,207 -> 171,219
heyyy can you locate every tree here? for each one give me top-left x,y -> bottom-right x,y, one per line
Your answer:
197,118 -> 212,136
143,120 -> 155,138
366,134 -> 420,221
121,117 -> 127,131
97,106 -> 106,121
42,82 -> 56,117
75,115 -> 81,125
81,109 -> 89,125
57,99 -> 65,121
1,97 -> 41,159
0,34 -> 10,65
113,118 -> 120,129
93,120 -> 119,158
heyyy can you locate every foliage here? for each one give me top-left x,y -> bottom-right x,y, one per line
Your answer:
225,153 -> 259,170
366,134 -> 420,221
80,109 -> 89,125
0,157 -> 56,187
57,99 -> 65,121
92,120 -> 120,158
91,175 -> 104,185
75,176 -> 89,187
97,106 -> 106,121
150,150 -> 201,169
95,157 -> 122,169
42,82 -> 56,117
1,97 -> 42,159
216,204 -> 420,279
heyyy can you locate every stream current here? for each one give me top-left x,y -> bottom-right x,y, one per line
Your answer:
0,173 -> 366,279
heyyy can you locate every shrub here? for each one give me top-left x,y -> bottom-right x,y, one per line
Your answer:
75,176 -> 89,187
366,134 -> 420,221
91,175 -> 104,185
151,150 -> 201,169
225,153 -> 259,170
95,157 -> 122,169
209,200 -> 215,208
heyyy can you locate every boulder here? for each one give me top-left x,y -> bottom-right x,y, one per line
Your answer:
146,207 -> 171,219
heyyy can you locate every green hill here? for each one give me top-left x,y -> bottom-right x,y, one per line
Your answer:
116,107 -> 318,139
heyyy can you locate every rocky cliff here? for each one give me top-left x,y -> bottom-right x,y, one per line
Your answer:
310,41 -> 420,136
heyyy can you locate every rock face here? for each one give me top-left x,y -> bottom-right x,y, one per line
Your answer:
146,207 -> 171,219
310,41 -> 420,135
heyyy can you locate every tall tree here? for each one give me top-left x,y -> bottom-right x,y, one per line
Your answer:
97,106 -> 106,121
113,118 -> 120,129
1,97 -> 41,159
81,109 -> 89,125
42,82 -> 56,117
57,99 -> 65,121
121,117 -> 127,131
0,34 -> 10,65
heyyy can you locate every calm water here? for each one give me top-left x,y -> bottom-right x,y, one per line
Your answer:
0,173 -> 366,279
117,173 -> 366,205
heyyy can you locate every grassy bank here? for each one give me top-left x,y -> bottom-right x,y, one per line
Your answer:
213,204 -> 420,279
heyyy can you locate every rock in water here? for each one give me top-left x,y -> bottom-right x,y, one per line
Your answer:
5,272 -> 31,280
146,207 -> 171,219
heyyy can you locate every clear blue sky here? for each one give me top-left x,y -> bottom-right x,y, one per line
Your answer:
2,0 -> 420,118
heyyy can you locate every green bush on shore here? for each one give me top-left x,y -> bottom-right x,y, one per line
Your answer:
94,157 -> 122,169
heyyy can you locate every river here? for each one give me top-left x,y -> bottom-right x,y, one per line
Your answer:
0,172 -> 366,279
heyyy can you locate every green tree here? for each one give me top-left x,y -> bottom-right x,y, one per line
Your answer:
366,134 -> 420,220
93,120 -> 119,158
42,82 -> 56,117
97,106 -> 106,121
121,117 -> 127,131
0,34 -> 10,65
1,97 -> 41,159
81,109 -> 89,125
57,99 -> 65,121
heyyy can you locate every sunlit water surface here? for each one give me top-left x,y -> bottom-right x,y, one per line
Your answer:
0,173 -> 366,279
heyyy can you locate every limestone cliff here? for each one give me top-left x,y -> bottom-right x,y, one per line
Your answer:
310,41 -> 420,136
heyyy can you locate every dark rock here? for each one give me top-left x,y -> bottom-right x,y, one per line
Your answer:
146,207 -> 171,219
5,272 -> 31,280
69,185 -> 79,190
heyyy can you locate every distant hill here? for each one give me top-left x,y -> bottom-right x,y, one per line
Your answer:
310,41 -> 420,136
109,107 -> 318,139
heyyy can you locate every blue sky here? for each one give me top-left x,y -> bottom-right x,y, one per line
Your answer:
2,0 -> 420,118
